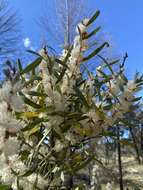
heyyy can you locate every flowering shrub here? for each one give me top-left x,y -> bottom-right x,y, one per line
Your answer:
0,11 -> 142,190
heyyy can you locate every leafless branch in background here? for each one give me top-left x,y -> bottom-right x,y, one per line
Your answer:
39,0 -> 90,49
0,0 -> 21,59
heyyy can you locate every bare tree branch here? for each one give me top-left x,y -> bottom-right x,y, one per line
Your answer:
39,0 -> 90,49
0,0 -> 21,59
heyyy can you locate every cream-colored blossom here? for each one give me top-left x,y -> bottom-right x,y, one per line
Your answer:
0,81 -> 12,102
3,137 -> 19,157
11,94 -> 24,112
127,80 -> 136,91
54,139 -> 65,152
85,109 -> 101,123
77,22 -> 86,33
83,18 -> 90,26
9,154 -> 27,173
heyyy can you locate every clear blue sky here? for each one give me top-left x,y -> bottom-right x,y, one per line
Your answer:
8,0 -> 143,78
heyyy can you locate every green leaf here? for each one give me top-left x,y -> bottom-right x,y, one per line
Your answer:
98,55 -> 114,74
19,92 -> 42,109
0,184 -> 11,190
26,91 -> 47,97
82,42 -> 109,62
83,27 -> 101,39
86,10 -> 100,26
27,125 -> 40,136
134,187 -> 141,190
17,111 -> 39,119
25,76 -> 42,86
17,59 -> 23,72
22,118 -> 45,132
21,57 -> 42,74
55,58 -> 69,68
72,157 -> 93,172
102,130 -> 116,137
109,59 -> 120,66
20,150 -> 30,161
132,97 -> 142,102
96,69 -> 110,79
27,49 -> 43,58
56,45 -> 73,84
19,170 -> 33,177
74,86 -> 89,108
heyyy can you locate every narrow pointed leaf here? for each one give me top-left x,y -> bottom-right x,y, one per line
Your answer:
56,46 -> 73,83
17,59 -> 23,72
0,184 -> 11,190
83,27 -> 101,39
19,92 -> 42,109
83,42 -> 109,62
21,57 -> 42,74
86,10 -> 100,26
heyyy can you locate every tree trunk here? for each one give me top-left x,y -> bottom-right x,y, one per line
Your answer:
117,125 -> 124,190
141,124 -> 143,162
129,126 -> 141,164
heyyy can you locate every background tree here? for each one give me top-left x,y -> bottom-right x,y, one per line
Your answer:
39,0 -> 91,50
0,0 -> 20,60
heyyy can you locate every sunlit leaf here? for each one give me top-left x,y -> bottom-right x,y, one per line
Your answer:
21,57 -> 42,74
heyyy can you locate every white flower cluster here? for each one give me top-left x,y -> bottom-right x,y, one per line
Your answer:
0,80 -> 47,190
0,15 -> 142,190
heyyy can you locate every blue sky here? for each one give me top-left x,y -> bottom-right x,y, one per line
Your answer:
8,0 -> 143,78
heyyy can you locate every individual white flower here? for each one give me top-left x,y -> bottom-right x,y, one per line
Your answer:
39,145 -> 49,156
54,140 -> 65,152
73,35 -> 80,48
108,79 -> 120,95
65,131 -> 76,145
0,81 -> 12,102
1,164 -> 14,184
122,102 -> 130,111
0,137 -> 4,150
12,81 -> 23,93
96,66 -> 103,77
11,94 -> 24,112
42,74 -> 53,97
120,91 -> 134,102
27,173 -> 37,184
81,39 -> 88,51
85,109 -> 101,123
39,59 -> 48,73
61,49 -> 68,59
49,115 -> 64,128
77,22 -> 86,33
103,116 -> 113,127
45,97 -> 53,106
126,80 -> 136,91
71,45 -> 81,58
0,124 -> 6,135
0,153 -> 6,170
12,178 -> 18,190
106,182 -> 113,190
9,154 -> 27,174
3,137 -> 20,157
61,77 -> 69,94
83,18 -> 90,26
20,180 -> 33,190
39,48 -> 46,57
37,175 -> 47,189
53,91 -> 66,111
112,107 -> 123,119
6,119 -> 23,133
0,101 -> 10,123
